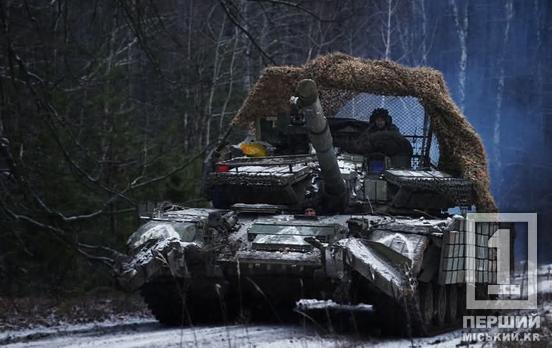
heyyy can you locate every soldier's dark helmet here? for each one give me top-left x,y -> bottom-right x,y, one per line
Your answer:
370,108 -> 390,122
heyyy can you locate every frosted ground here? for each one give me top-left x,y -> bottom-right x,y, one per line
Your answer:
1,273 -> 550,348
0,317 -> 474,348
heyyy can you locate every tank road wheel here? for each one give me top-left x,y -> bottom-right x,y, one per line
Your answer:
434,285 -> 447,327
141,280 -> 236,326
418,282 -> 434,326
141,281 -> 186,325
376,283 -> 437,336
375,298 -> 406,336
457,284 -> 467,317
446,285 -> 458,323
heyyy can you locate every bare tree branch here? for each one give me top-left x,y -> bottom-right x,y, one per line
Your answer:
219,0 -> 277,65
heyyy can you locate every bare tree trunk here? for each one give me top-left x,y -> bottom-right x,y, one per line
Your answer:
534,0 -> 544,144
348,14 -> 354,56
205,13 -> 226,146
449,0 -> 469,111
379,0 -> 396,107
103,14 -> 118,236
418,0 -> 428,65
384,0 -> 393,60
242,1 -> 253,91
219,27 -> 240,135
493,0 -> 514,176
183,0 -> 193,152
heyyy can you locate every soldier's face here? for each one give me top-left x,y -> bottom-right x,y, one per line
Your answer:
375,117 -> 386,129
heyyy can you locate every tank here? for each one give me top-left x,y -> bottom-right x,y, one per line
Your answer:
115,75 -> 499,336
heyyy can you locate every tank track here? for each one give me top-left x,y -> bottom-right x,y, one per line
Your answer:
140,279 -> 235,326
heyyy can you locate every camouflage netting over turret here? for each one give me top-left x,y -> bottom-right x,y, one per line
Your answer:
232,53 -> 496,212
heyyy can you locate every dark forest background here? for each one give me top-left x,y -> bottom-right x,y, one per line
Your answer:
1,0 -> 551,296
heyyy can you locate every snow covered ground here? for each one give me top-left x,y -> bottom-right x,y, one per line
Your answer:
0,317 -> 470,348
1,271 -> 551,348
0,298 -> 471,348
1,307 -> 549,348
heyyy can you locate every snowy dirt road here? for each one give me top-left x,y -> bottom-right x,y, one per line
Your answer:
0,318 -> 468,348
2,274 -> 550,348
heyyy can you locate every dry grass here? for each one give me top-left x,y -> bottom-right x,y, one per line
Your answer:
0,287 -> 149,330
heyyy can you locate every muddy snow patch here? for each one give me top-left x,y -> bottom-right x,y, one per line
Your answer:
296,299 -> 373,312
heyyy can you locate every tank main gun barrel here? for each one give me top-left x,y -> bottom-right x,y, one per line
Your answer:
294,79 -> 348,211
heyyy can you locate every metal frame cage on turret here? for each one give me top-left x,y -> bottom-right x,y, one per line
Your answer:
324,91 -> 440,170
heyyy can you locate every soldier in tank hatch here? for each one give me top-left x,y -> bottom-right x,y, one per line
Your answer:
367,108 -> 400,133
355,108 -> 413,169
